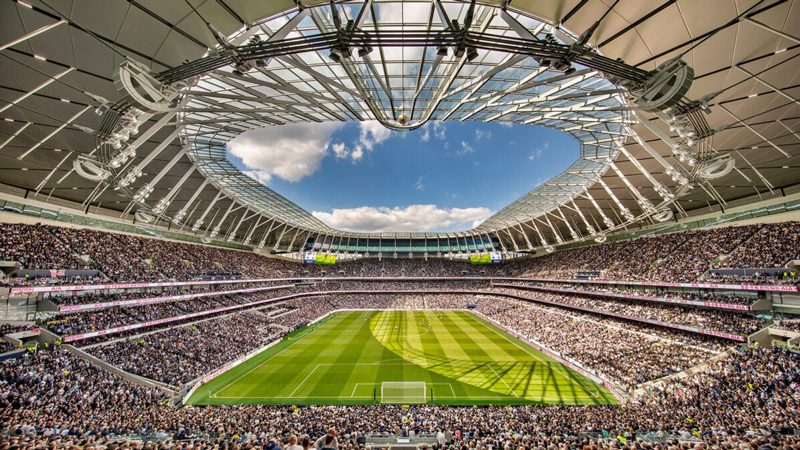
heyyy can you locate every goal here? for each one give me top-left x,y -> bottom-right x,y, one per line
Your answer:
380,382 -> 427,404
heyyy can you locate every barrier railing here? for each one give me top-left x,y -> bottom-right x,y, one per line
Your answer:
13,275 -> 795,297
60,289 -> 748,343
493,283 -> 752,311
57,284 -> 295,312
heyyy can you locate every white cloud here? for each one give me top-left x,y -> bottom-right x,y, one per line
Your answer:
498,122 -> 513,128
358,120 -> 392,150
282,120 -> 392,165
312,205 -> 494,232
242,170 -> 272,184
420,127 -> 430,142
351,145 -> 364,162
457,141 -> 474,156
432,121 -> 446,140
331,142 -> 348,159
228,123 -> 344,183
417,121 -> 446,143
528,141 -> 549,160
475,129 -> 491,141
413,176 -> 425,191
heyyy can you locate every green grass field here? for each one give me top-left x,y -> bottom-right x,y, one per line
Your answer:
187,310 -> 617,405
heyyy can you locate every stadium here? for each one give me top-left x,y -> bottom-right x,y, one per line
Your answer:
0,0 -> 799,447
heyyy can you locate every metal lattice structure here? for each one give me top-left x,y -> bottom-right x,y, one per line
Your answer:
0,0 -> 798,256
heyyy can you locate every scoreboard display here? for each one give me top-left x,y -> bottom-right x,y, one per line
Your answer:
304,252 -> 336,265
470,252 -> 503,265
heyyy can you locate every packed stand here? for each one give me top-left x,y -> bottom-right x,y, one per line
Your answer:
724,222 -> 800,268
88,309 -> 282,386
1,346 -> 797,446
772,320 -> 800,333
47,227 -> 164,282
0,223 -> 84,270
44,296 -> 247,336
491,286 -> 764,335
650,225 -> 760,282
499,281 -> 758,307
486,299 -> 724,390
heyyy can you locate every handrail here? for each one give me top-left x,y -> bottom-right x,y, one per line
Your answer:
10,275 -> 797,296
493,283 -> 752,311
60,289 -> 747,344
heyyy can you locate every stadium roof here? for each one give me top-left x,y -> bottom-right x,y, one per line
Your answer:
0,0 -> 798,254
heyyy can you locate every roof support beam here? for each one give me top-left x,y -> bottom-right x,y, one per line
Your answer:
608,161 -> 655,214
570,199 -> 596,236
286,227 -> 303,252
34,151 -> 72,193
210,201 -> 237,238
735,65 -> 800,108
192,190 -> 224,232
0,18 -> 66,52
173,178 -> 209,225
18,106 -> 91,160
0,122 -> 31,151
133,144 -> 188,204
153,164 -> 197,215
597,179 -> 634,222
583,189 -> 615,229
718,104 -> 791,158
744,18 -> 800,44
0,67 -> 74,115
618,133 -> 674,201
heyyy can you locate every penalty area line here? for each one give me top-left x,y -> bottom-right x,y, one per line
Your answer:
211,320 -> 323,398
288,364 -> 321,398
487,362 -> 519,397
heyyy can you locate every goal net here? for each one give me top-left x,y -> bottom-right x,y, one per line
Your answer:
380,382 -> 427,404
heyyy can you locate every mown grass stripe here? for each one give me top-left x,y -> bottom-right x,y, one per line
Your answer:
187,309 -> 617,406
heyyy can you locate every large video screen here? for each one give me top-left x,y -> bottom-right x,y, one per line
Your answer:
470,252 -> 503,265
304,252 -> 336,265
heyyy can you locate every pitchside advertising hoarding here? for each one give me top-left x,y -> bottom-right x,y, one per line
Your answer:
470,252 -> 503,265
304,252 -> 336,265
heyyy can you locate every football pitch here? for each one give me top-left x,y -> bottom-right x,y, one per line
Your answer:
186,310 -> 617,405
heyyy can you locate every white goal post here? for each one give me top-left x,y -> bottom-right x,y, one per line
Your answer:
380,382 -> 427,404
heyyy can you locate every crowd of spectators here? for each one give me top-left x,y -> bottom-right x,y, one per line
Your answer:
772,320 -> 800,333
0,223 -> 84,270
484,298 -> 724,390
505,222 -> 799,284
48,227 -> 164,282
49,281 -> 293,306
44,296 -> 246,335
490,286 -> 764,335
1,345 -> 797,447
724,222 -> 800,269
500,281 -> 759,306
604,231 -> 696,280
2,221 -> 800,287
88,309 -> 283,386
648,226 -> 760,282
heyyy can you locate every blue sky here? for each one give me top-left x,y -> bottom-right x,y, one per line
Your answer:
227,120 -> 577,232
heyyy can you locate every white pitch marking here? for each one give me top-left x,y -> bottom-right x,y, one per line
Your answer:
288,364 -> 321,398
212,319 -> 324,397
487,362 -> 519,397
467,311 -> 601,399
